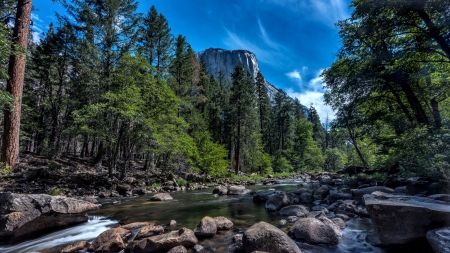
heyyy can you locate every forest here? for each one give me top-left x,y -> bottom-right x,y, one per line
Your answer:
0,0 -> 449,181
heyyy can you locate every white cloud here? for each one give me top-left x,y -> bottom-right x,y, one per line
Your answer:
286,70 -> 302,80
257,19 -> 284,50
287,70 -> 334,123
288,89 -> 335,123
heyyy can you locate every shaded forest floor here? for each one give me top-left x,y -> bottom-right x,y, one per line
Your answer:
0,153 -> 214,197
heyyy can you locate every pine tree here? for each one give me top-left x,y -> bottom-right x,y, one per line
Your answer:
229,64 -> 258,174
307,105 -> 327,151
255,71 -> 272,151
1,0 -> 32,168
139,6 -> 173,79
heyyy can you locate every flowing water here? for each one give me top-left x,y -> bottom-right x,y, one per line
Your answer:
0,179 -> 397,253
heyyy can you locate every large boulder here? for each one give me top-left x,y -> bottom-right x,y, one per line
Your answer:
0,193 -> 98,243
243,221 -> 301,253
150,193 -> 173,201
364,191 -> 450,245
194,216 -> 217,238
266,192 -> 298,211
227,185 -> 253,195
213,216 -> 233,230
427,227 -> 450,253
351,186 -> 394,204
289,217 -> 339,245
278,205 -> 309,217
94,233 -> 126,253
132,228 -> 198,253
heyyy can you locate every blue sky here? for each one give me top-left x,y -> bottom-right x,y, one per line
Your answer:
32,0 -> 352,122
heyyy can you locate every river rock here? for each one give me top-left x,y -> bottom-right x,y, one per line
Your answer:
315,185 -> 330,198
136,225 -> 164,240
352,186 -> 394,204
132,228 -> 198,253
299,192 -> 314,204
194,216 -> 217,237
278,205 -> 309,217
0,193 -> 98,243
94,233 -> 126,253
169,220 -> 177,226
336,202 -> 359,215
213,216 -> 233,230
289,217 -> 339,245
266,192 -> 298,211
61,240 -> 90,253
253,191 -> 276,203
150,193 -> 173,201
212,185 -> 228,196
243,221 -> 301,253
121,222 -> 150,231
364,191 -> 450,244
167,245 -> 187,253
328,192 -> 352,204
88,227 -> 129,252
427,227 -> 450,253
227,185 -> 253,195
317,216 -> 342,237
331,218 -> 346,229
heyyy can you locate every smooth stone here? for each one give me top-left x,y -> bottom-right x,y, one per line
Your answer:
243,221 -> 301,253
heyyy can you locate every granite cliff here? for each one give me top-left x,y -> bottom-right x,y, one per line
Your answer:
197,48 -> 279,100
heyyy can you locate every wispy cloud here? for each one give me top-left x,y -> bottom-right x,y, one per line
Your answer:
223,23 -> 287,65
263,0 -> 349,26
31,13 -> 44,43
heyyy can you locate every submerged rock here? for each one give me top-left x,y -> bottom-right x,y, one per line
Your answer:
227,185 -> 253,195
364,191 -> 450,245
150,193 -> 173,201
0,193 -> 98,243
212,185 -> 228,196
243,221 -> 301,253
278,205 -> 309,217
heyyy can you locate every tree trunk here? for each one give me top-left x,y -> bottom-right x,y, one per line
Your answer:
1,0 -> 32,168
235,123 -> 241,174
430,97 -> 442,129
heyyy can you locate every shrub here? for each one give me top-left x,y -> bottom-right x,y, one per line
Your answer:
151,182 -> 161,188
0,162 -> 12,177
48,188 -> 63,196
177,179 -> 187,187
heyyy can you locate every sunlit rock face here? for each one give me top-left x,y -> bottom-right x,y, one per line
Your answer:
197,48 -> 279,100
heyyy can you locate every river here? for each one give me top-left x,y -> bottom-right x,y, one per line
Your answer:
0,179 -> 390,253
